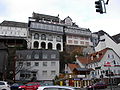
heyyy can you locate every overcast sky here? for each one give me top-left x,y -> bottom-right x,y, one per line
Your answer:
0,0 -> 120,36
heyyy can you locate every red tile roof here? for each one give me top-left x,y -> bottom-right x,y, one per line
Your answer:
68,64 -> 80,71
76,48 -> 110,64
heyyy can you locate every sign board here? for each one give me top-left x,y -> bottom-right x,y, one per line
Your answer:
104,62 -> 111,67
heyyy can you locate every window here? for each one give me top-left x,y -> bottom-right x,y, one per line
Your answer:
35,62 -> 39,66
80,37 -> 84,40
41,34 -> 46,40
56,36 -> 61,42
74,36 -> 78,39
51,54 -> 56,59
85,37 -> 89,40
51,71 -> 56,75
74,40 -> 78,44
34,33 -> 39,39
108,54 -> 110,58
26,74 -> 31,78
113,60 -> 116,65
85,42 -> 89,45
18,62 -> 23,66
68,35 -> 72,38
19,54 -> 23,59
34,53 -> 39,59
48,43 -> 53,49
43,62 -> 47,67
42,71 -> 47,76
42,54 -> 47,59
51,62 -> 55,66
26,54 -> 31,59
33,41 -> 39,48
56,43 -> 61,50
80,41 -> 84,44
68,40 -> 72,43
27,62 -> 31,66
48,35 -> 53,41
112,55 -> 114,59
0,82 -> 5,85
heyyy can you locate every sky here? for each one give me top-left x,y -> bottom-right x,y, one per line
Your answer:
0,0 -> 120,36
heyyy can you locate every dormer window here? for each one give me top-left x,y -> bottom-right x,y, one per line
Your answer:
64,16 -> 72,26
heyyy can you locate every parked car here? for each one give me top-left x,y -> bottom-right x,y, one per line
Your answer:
37,85 -> 81,90
10,83 -> 24,90
18,82 -> 41,90
87,82 -> 107,90
0,81 -> 10,90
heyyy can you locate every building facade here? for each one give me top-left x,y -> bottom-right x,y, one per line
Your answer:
63,16 -> 93,53
15,49 -> 59,83
86,48 -> 120,84
28,12 -> 64,51
0,20 -> 28,48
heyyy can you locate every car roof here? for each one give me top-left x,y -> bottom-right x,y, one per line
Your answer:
0,81 -> 7,83
38,85 -> 79,89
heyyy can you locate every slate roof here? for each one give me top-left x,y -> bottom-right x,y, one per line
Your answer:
31,12 -> 59,23
74,68 -> 90,71
112,33 -> 120,44
94,30 -> 118,45
0,20 -> 28,28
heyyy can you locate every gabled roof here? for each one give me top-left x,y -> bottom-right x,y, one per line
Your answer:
0,20 -> 28,28
94,30 -> 118,45
68,64 -> 80,71
76,48 -> 110,64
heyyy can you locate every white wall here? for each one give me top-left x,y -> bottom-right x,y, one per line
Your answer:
0,26 -> 28,37
31,32 -> 63,51
95,34 -> 120,57
15,60 -> 59,81
88,49 -> 120,79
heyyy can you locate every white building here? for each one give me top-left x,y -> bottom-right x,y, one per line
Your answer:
0,20 -> 28,48
95,30 -> 120,57
76,48 -> 120,84
28,12 -> 64,51
63,16 -> 93,53
15,49 -> 59,83
0,20 -> 28,38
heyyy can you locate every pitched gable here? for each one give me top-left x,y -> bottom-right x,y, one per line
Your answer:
76,48 -> 109,64
68,64 -> 79,71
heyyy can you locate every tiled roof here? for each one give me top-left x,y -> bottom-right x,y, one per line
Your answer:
76,48 -> 109,64
68,64 -> 80,71
0,20 -> 28,28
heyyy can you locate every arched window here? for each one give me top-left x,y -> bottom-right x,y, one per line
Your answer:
56,43 -> 61,50
41,34 -> 46,40
48,35 -> 53,41
41,42 -> 46,49
56,36 -> 61,42
34,33 -> 39,39
33,41 -> 39,48
34,53 -> 39,59
48,42 -> 52,49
